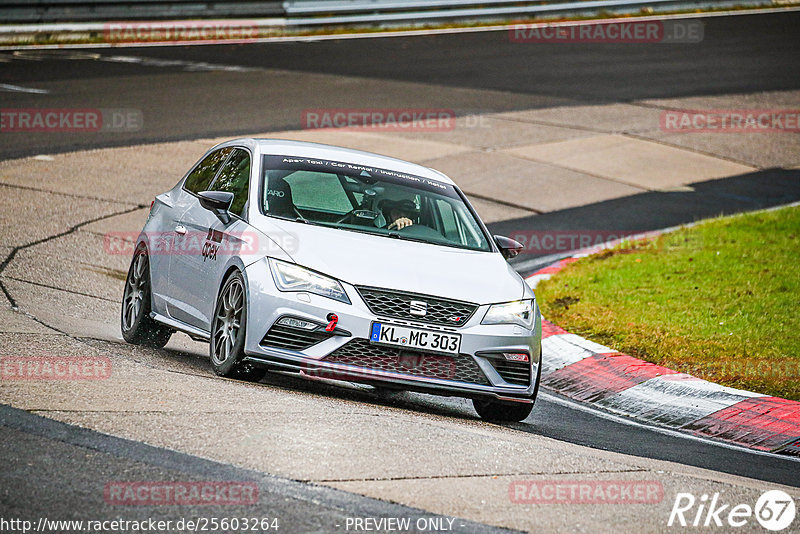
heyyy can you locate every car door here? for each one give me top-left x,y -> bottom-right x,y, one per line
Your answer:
168,147 -> 252,331
165,146 -> 232,326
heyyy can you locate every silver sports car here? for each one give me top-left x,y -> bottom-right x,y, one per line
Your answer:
121,139 -> 541,422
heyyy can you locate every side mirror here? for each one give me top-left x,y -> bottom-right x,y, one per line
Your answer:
494,235 -> 524,259
198,191 -> 233,224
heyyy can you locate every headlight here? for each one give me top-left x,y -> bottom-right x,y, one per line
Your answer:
482,299 -> 535,329
268,258 -> 350,304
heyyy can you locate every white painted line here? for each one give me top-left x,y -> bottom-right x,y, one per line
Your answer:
540,391 -> 800,464
98,54 -> 257,72
0,83 -> 49,94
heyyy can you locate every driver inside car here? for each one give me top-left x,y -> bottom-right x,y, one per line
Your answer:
381,198 -> 418,230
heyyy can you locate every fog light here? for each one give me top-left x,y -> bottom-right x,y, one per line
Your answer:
277,317 -> 318,330
503,352 -> 529,362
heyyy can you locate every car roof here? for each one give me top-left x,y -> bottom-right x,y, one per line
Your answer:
215,138 -> 456,186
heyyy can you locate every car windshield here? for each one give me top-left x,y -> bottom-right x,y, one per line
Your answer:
261,155 -> 491,252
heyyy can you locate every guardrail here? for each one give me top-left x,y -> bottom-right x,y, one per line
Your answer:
283,0 -> 767,26
0,0 -> 791,48
0,0 -> 782,23
0,0 -> 283,23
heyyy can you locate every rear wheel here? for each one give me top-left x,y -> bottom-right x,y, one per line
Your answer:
121,246 -> 173,348
210,271 -> 266,382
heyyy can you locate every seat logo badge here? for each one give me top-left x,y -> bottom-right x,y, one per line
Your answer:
409,300 -> 427,316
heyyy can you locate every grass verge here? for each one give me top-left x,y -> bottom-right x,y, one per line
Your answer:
535,205 -> 800,400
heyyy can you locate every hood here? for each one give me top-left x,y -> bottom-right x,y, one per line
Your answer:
256,217 -> 525,305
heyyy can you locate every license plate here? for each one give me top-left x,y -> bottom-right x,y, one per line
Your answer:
369,322 -> 461,355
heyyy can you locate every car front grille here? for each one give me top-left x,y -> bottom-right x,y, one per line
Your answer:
321,338 -> 489,385
260,324 -> 332,351
356,286 -> 478,328
487,357 -> 531,386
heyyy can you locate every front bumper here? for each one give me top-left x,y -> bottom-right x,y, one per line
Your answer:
242,259 -> 541,403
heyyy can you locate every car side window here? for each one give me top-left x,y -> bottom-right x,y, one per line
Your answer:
435,199 -> 460,241
210,148 -> 251,218
184,147 -> 233,194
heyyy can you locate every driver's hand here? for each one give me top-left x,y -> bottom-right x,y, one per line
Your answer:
388,217 -> 413,230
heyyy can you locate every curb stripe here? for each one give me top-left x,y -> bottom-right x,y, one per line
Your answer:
533,257 -> 579,275
595,374 -> 764,428
541,334 -> 608,374
684,397 -> 800,451
542,352 -> 679,403
541,319 -> 568,339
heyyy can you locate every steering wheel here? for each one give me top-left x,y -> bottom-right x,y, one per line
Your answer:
335,209 -> 358,225
337,188 -> 379,224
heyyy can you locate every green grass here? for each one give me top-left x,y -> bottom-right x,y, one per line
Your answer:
536,205 -> 800,400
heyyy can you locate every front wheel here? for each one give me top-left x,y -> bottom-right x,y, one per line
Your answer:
121,246 -> 173,348
472,398 -> 534,423
473,360 -> 541,423
209,271 -> 266,382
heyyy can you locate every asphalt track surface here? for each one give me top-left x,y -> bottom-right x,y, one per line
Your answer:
0,404 -> 511,533
1,11 -> 799,160
1,10 -> 799,532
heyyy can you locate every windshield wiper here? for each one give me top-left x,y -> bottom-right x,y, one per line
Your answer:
270,213 -> 318,227
386,231 -> 428,245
